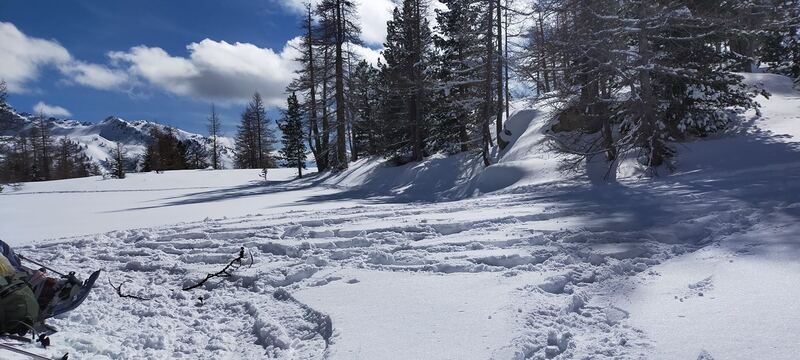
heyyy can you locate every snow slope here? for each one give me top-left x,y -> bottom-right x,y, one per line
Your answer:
0,74 -> 797,359
607,73 -> 800,359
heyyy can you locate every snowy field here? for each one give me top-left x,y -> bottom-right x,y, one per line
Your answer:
0,74 -> 798,359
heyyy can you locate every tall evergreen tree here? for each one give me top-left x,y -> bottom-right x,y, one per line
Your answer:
289,4 -> 326,171
349,60 -> 381,157
110,143 -> 126,179
316,0 -> 361,170
143,127 -> 187,172
379,0 -> 435,162
278,92 -> 308,178
0,80 -> 7,108
207,104 -> 223,170
234,92 -> 277,169
433,0 -> 485,154
33,113 -> 53,180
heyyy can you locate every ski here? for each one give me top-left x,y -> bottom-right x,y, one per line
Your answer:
47,270 -> 101,319
0,343 -> 68,360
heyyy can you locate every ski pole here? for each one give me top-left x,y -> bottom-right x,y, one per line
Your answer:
17,254 -> 66,277
0,343 -> 68,360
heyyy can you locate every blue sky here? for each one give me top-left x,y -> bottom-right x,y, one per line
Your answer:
0,0 -> 388,134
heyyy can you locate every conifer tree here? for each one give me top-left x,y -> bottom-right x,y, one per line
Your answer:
33,113 -> 53,180
278,92 -> 308,178
349,60 -> 380,156
378,0 -> 435,162
110,143 -> 126,179
289,4 -> 326,171
433,0 -> 485,154
316,0 -> 361,170
207,104 -> 223,170
0,80 -> 7,108
235,93 -> 277,169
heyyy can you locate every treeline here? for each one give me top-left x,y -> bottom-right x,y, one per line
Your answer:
516,0 -> 799,168
0,125 -> 100,183
289,0 -> 510,169
142,127 -> 210,172
0,81 -> 100,183
285,0 -> 799,173
229,92 -> 309,179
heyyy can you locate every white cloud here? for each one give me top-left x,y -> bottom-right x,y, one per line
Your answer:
33,101 -> 72,118
0,19 -> 388,108
0,22 -> 71,92
59,61 -> 129,90
0,21 -> 129,93
350,43 -> 383,66
109,38 -> 302,106
276,0 -> 394,47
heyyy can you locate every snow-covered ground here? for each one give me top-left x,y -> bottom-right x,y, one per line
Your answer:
0,74 -> 798,359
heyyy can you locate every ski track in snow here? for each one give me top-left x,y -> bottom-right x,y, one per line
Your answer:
10,176 -> 768,359
4,74 -> 797,359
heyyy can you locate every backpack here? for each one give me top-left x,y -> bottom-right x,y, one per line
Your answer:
0,272 -> 39,336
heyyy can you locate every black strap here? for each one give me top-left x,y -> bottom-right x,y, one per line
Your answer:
0,281 -> 26,299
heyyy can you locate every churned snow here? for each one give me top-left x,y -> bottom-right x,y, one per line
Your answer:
0,74 -> 798,359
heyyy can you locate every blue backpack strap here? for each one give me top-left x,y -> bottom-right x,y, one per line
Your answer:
0,240 -> 23,270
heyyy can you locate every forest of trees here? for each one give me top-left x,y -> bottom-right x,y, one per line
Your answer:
286,0 -> 799,172
142,127 -> 209,173
0,81 -> 101,184
233,93 -> 278,170
1,1 -> 798,184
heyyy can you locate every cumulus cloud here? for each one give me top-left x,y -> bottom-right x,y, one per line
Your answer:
350,44 -> 383,66
277,0 -> 394,46
58,61 -> 129,90
0,22 -> 71,92
33,101 -> 72,117
0,19 -> 386,108
109,38 -> 302,106
0,21 -> 129,93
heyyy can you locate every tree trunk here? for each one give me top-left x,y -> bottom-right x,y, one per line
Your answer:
504,1 -> 510,123
482,0 -> 495,166
321,46 -> 331,171
334,0 -> 348,170
306,6 -> 323,171
496,0 -> 506,149
636,2 -> 662,167
409,0 -> 424,162
538,16 -> 551,93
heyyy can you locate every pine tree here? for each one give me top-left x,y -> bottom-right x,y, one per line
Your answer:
207,104 -> 223,170
184,140 -> 209,169
110,143 -> 126,179
234,93 -> 277,169
0,80 -> 7,108
289,4 -> 326,171
143,127 -> 188,172
433,0 -> 486,154
349,60 -> 381,156
378,0 -> 435,162
278,93 -> 308,178
33,113 -> 53,180
760,0 -> 800,81
316,0 -> 361,170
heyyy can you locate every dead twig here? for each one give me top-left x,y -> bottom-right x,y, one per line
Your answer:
109,279 -> 152,301
182,247 -> 246,291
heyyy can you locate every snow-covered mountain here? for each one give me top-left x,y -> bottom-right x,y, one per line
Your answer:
0,105 -> 235,172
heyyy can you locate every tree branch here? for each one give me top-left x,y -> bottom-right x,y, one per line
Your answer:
182,247 -> 246,291
109,279 -> 151,301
